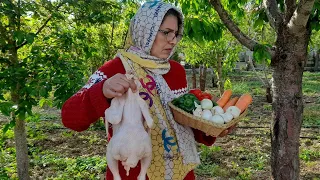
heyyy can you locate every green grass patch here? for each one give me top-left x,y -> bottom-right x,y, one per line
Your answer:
300,149 -> 320,161
195,163 -> 228,178
303,72 -> 320,96
232,80 -> 264,96
303,104 -> 320,126
263,104 -> 272,111
30,152 -> 106,179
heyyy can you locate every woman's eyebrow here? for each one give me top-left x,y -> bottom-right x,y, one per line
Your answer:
164,28 -> 178,32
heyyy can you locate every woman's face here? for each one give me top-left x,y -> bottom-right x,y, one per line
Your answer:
150,15 -> 179,59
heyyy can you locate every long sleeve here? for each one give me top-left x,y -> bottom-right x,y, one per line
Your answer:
192,129 -> 216,146
61,57 -> 125,132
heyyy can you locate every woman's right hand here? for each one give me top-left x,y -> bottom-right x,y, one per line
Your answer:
102,73 -> 137,99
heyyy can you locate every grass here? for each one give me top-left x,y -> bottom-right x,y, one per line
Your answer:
304,105 -> 320,126
0,70 -> 319,179
0,110 -> 107,180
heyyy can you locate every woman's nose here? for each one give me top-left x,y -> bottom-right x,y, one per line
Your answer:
169,36 -> 177,45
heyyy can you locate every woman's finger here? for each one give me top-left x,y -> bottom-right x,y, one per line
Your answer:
128,78 -> 137,92
103,87 -> 121,99
119,75 -> 137,92
110,83 -> 126,95
218,130 -> 229,137
228,124 -> 237,132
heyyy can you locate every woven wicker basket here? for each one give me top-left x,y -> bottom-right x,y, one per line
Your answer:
168,102 -> 248,137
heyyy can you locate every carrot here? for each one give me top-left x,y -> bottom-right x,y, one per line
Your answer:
223,97 -> 239,112
216,89 -> 232,107
235,94 -> 253,113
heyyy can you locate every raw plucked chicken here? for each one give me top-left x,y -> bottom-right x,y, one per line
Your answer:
105,74 -> 153,180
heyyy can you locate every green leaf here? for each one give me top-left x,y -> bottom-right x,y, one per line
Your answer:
254,18 -> 264,28
253,44 -> 271,63
39,99 -> 45,108
13,31 -> 26,45
0,102 -> 14,117
191,18 -> 202,34
2,119 -> 16,135
26,33 -> 36,44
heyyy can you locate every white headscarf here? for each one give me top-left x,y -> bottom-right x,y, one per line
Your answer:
123,1 -> 184,74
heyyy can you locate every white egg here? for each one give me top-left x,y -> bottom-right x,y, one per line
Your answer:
226,106 -> 241,118
201,110 -> 212,120
210,114 -> 225,124
211,106 -> 224,115
220,112 -> 234,123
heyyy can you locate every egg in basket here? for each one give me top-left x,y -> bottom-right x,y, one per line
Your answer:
168,89 -> 252,137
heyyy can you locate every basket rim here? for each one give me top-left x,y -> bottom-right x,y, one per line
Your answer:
168,102 -> 248,128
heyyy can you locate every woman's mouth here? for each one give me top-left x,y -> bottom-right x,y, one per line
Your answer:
164,48 -> 172,53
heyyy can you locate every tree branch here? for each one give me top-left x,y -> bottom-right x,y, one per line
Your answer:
16,2 -> 65,49
284,0 -> 297,24
263,0 -> 283,31
208,0 -> 259,51
288,0 -> 315,34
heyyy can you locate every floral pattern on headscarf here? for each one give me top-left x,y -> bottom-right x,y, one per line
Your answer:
124,1 -> 184,65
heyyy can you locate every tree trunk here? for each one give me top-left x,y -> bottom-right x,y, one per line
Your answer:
199,65 -> 207,91
192,65 -> 197,89
266,87 -> 272,103
217,56 -> 224,95
14,118 -> 30,180
314,50 -> 319,71
270,27 -> 309,180
9,48 -> 30,180
211,67 -> 218,88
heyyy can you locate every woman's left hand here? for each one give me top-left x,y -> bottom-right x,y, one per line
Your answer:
218,124 -> 237,137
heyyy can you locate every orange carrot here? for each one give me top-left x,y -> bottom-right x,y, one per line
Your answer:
223,97 -> 239,112
235,94 -> 253,113
216,89 -> 232,107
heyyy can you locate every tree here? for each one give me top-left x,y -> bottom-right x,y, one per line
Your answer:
166,0 -> 241,92
0,0 -> 119,179
207,0 -> 319,179
170,0 -> 319,178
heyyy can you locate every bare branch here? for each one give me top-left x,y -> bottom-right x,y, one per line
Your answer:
263,0 -> 283,31
288,0 -> 315,34
284,0 -> 297,23
248,55 -> 270,87
16,2 -> 65,49
208,0 -> 259,51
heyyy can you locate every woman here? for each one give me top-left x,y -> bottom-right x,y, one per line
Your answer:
62,1 -> 232,179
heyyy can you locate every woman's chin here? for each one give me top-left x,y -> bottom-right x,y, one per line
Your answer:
151,52 -> 170,59
159,53 -> 170,59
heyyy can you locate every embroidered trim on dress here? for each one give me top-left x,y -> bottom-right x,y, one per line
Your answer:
77,70 -> 107,94
172,87 -> 188,97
